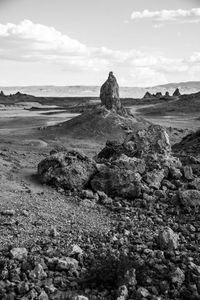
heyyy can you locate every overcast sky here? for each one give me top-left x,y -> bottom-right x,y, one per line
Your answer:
0,0 -> 200,86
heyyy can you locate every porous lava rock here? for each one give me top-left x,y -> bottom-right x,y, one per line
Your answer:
38,150 -> 97,191
100,72 -> 123,113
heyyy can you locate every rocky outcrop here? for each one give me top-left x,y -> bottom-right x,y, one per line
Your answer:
37,150 -> 97,191
165,91 -> 170,97
91,124 -> 182,197
100,72 -> 122,113
97,124 -> 172,166
173,88 -> 181,97
143,91 -> 152,98
155,92 -> 162,98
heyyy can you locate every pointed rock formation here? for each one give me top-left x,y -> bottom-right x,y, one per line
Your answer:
143,91 -> 152,98
173,88 -> 181,97
100,72 -> 122,112
45,72 -> 149,141
155,92 -> 162,98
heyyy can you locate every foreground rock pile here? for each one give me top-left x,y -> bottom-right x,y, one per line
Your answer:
30,124 -> 200,299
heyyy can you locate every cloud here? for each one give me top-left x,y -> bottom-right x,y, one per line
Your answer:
0,19 -> 200,86
131,8 -> 200,23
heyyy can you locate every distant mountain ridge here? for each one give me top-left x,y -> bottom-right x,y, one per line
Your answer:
1,81 -> 200,98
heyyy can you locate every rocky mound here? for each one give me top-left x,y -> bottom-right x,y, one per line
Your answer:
91,124 -> 181,198
38,123 -> 199,204
36,122 -> 200,299
46,72 -> 148,141
47,106 -> 149,141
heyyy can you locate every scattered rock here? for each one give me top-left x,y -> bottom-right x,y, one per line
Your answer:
56,257 -> 79,272
179,189 -> 200,208
158,227 -> 179,250
136,287 -> 150,298
74,296 -> 89,300
38,290 -> 49,300
10,248 -> 28,261
183,165 -> 194,180
49,226 -> 59,238
70,245 -> 83,257
29,263 -> 47,280
171,267 -> 185,287
117,285 -> 128,300
145,169 -> 165,189
1,209 -> 15,216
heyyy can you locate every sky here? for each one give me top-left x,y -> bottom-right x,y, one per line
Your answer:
0,0 -> 200,87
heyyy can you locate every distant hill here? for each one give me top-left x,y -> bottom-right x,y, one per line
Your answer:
0,81 -> 200,98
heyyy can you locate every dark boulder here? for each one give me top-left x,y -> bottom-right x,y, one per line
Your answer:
91,157 -> 142,198
37,150 -> 97,191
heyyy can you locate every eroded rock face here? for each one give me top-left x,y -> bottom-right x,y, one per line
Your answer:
38,150 -> 97,191
100,72 -> 122,112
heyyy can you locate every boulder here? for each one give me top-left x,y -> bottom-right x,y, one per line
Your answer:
179,189 -> 200,208
145,169 -> 165,189
91,161 -> 142,198
38,150 -> 97,191
190,178 -> 200,190
183,165 -> 194,180
158,227 -> 179,251
171,267 -> 185,287
10,248 -> 28,261
100,72 -> 122,112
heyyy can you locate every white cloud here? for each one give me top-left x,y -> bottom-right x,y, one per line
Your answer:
130,67 -> 167,86
131,8 -> 200,23
0,20 -> 200,86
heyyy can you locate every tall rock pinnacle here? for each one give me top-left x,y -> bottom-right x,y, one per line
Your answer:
100,72 -> 122,112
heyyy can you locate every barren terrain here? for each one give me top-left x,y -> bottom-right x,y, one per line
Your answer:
0,91 -> 200,299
